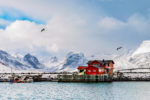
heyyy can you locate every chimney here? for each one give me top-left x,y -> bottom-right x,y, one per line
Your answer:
102,59 -> 104,62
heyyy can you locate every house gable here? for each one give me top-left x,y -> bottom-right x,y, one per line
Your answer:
87,60 -> 103,67
88,60 -> 114,67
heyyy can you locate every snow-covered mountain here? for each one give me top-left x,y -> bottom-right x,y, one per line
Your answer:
49,56 -> 58,63
45,52 -> 87,72
132,40 -> 150,56
1,40 -> 150,73
0,62 -> 12,73
0,50 -> 88,72
129,53 -> 150,68
114,40 -> 150,71
129,40 -> 150,68
24,53 -> 44,69
0,62 -> 40,73
0,50 -> 26,70
59,52 -> 87,71
0,50 -> 45,72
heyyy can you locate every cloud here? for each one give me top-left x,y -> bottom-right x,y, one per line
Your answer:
0,13 -> 99,57
0,0 -> 150,58
0,7 -> 45,29
0,13 -> 150,57
0,19 -> 11,28
0,14 -> 88,54
96,14 -> 150,51
127,14 -> 150,34
98,14 -> 150,35
98,17 -> 125,32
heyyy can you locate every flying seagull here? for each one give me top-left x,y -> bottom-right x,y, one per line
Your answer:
41,28 -> 45,32
116,46 -> 123,51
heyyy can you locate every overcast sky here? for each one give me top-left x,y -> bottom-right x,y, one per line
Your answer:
0,0 -> 150,59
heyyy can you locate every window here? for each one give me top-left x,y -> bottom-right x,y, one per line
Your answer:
107,64 -> 109,66
99,69 -> 101,72
79,70 -> 84,73
93,64 -> 99,67
93,70 -> 96,72
88,70 -> 91,72
99,66 -> 103,68
99,68 -> 104,72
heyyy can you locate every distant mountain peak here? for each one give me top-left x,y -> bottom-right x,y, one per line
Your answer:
66,52 -> 84,57
132,40 -> 150,56
0,50 -> 9,56
24,53 -> 43,69
61,52 -> 87,71
49,56 -> 58,63
24,53 -> 39,63
0,50 -> 45,72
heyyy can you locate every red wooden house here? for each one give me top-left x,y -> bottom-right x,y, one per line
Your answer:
78,60 -> 114,75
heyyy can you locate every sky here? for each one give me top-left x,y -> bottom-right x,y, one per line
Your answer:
0,0 -> 150,60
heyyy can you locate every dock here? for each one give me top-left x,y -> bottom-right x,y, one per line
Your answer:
1,71 -> 150,82
57,74 -> 113,82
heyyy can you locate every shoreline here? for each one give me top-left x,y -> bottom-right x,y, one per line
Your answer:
1,72 -> 150,82
1,78 -> 150,82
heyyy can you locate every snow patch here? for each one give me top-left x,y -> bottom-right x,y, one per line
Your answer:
132,40 -> 150,56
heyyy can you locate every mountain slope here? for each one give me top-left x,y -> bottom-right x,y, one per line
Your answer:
129,40 -> 150,69
132,40 -> 150,56
61,52 -> 87,71
0,62 -> 11,73
45,52 -> 87,72
24,53 -> 44,69
0,50 -> 27,70
114,40 -> 150,71
129,53 -> 150,68
1,40 -> 150,72
0,50 -> 45,72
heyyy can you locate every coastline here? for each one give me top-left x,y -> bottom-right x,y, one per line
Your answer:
1,72 -> 150,82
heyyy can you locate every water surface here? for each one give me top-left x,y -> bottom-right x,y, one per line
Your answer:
0,82 -> 149,100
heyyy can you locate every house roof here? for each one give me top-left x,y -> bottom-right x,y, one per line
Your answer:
87,60 -> 114,65
77,66 -> 87,69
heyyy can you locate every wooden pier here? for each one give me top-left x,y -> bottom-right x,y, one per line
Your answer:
1,68 -> 150,82
57,74 -> 113,82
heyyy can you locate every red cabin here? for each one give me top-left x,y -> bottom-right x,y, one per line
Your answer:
77,60 -> 114,75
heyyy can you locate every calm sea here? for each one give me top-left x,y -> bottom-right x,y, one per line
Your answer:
0,82 -> 149,100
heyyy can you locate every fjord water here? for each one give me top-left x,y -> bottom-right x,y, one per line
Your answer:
0,82 -> 149,100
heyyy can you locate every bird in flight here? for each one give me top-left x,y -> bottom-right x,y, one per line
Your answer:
41,28 -> 45,32
116,46 -> 123,51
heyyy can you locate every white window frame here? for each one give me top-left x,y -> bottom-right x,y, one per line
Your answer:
99,68 -> 104,72
88,70 -> 91,72
93,69 -> 96,72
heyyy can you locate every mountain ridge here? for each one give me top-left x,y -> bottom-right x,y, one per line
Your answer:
0,40 -> 150,72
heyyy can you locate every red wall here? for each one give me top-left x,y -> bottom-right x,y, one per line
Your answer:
108,62 -> 114,75
86,66 -> 98,75
85,60 -> 114,75
98,68 -> 106,75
